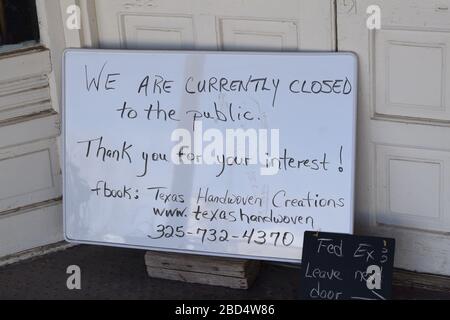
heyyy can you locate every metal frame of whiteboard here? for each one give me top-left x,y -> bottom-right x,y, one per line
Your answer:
62,49 -> 357,263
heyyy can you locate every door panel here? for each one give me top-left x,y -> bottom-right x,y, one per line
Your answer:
338,0 -> 450,275
219,18 -> 299,51
0,139 -> 61,212
374,29 -> 450,122
120,15 -> 196,50
0,202 -> 62,257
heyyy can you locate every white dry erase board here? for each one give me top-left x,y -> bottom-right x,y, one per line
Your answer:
63,49 -> 357,262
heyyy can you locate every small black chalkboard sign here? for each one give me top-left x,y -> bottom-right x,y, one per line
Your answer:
300,231 -> 395,300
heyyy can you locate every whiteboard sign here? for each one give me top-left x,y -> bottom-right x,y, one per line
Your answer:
63,49 -> 357,262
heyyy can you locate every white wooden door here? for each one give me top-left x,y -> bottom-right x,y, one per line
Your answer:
338,0 -> 450,275
0,0 -> 65,259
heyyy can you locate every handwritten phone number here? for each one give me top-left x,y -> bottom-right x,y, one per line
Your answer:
148,225 -> 296,247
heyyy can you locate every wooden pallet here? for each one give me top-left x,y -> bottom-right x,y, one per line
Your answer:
145,251 -> 260,289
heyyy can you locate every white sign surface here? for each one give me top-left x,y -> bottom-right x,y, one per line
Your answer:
63,49 -> 357,262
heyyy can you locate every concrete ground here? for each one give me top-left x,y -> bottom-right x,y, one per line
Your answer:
0,245 -> 449,300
